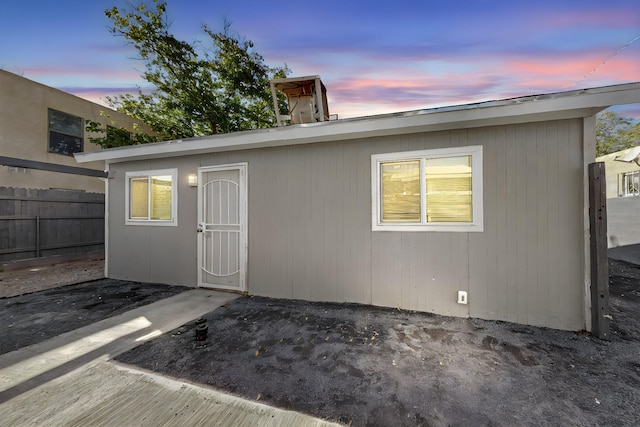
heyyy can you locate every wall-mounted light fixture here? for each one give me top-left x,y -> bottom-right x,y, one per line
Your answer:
188,174 -> 198,187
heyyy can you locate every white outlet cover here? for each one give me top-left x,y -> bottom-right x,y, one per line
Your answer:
457,291 -> 468,304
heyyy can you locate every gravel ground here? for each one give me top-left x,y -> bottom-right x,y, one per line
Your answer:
0,258 -> 105,298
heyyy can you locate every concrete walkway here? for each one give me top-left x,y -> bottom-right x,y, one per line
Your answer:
0,289 -> 340,426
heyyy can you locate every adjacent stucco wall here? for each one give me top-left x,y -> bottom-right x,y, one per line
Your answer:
106,118 -> 585,330
0,70 -> 147,193
607,197 -> 640,248
596,146 -> 640,248
596,146 -> 640,199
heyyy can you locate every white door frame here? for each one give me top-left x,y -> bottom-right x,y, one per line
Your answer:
197,163 -> 248,292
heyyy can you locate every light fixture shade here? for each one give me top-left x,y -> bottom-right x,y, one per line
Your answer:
188,174 -> 198,187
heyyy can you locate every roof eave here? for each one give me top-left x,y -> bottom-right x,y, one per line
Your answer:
75,82 -> 640,165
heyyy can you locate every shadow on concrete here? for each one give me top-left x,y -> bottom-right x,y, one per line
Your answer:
0,326 -> 149,403
0,289 -> 237,404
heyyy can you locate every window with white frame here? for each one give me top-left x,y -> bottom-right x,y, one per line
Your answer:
622,170 -> 640,197
125,169 -> 178,226
372,146 -> 483,232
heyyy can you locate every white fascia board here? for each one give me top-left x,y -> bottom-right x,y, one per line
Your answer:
75,82 -> 640,165
270,74 -> 321,84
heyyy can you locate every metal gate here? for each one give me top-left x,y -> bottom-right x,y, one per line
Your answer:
197,164 -> 247,292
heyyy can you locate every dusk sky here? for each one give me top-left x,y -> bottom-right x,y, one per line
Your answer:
1,0 -> 639,119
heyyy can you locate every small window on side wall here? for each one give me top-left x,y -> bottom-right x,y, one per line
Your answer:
125,169 -> 178,226
48,109 -> 83,155
622,170 -> 640,197
372,146 -> 483,232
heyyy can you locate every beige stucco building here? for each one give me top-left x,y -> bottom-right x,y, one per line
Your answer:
0,70 -> 148,193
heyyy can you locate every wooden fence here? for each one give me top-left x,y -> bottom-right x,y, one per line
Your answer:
0,187 -> 104,263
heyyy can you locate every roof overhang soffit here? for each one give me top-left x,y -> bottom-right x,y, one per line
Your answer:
75,83 -> 640,164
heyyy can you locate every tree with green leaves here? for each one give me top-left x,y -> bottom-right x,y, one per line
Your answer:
88,0 -> 288,148
596,110 -> 640,157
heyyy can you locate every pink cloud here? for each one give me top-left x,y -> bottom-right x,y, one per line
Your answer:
326,73 -> 511,117
324,48 -> 640,118
508,54 -> 639,77
509,57 -> 604,77
69,91 -> 113,108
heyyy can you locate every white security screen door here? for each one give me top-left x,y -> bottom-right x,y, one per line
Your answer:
197,164 -> 247,291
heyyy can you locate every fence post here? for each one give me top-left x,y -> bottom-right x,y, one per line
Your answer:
588,162 -> 610,339
36,215 -> 40,258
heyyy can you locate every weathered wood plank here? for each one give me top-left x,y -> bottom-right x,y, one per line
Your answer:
0,187 -> 105,262
588,162 -> 610,339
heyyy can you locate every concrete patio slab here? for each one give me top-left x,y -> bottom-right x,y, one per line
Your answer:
0,289 -> 237,402
0,287 -> 339,426
0,360 -> 339,426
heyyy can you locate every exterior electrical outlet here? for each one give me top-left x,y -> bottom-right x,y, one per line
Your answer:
457,291 -> 468,305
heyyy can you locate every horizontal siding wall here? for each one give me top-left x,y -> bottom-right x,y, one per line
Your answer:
106,118 -> 585,330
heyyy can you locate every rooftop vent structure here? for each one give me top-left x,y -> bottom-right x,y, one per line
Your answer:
270,75 -> 329,126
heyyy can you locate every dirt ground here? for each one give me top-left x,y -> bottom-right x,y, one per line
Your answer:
0,262 -> 188,356
0,257 -> 105,298
114,258 -> 640,426
2,258 -> 639,426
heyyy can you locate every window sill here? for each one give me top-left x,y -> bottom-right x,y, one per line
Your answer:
125,220 -> 177,227
372,223 -> 484,232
